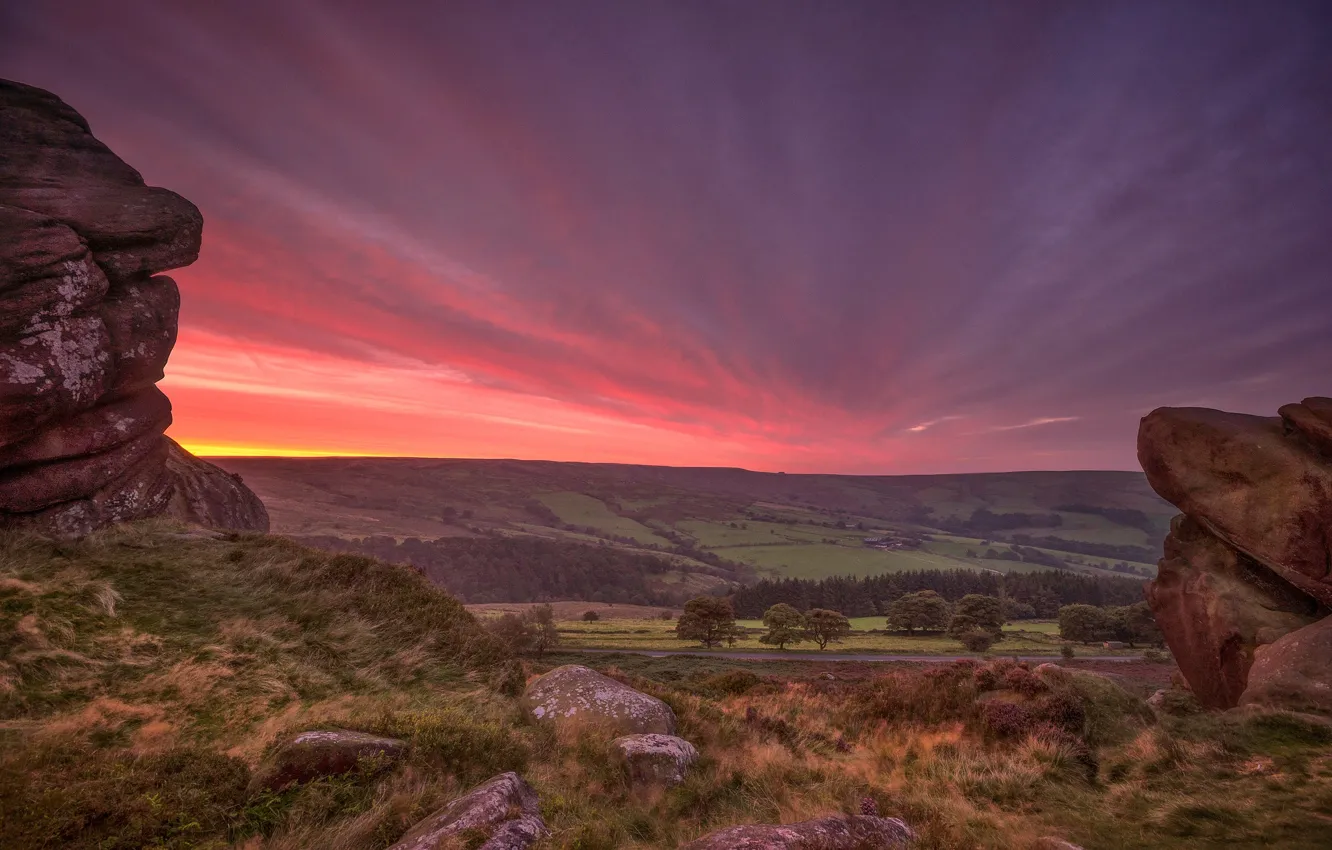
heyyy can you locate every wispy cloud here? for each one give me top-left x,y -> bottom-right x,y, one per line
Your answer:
985,417 -> 1081,432
905,416 -> 964,433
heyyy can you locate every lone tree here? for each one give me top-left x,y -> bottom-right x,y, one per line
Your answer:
487,612 -> 535,655
947,594 -> 1005,642
527,604 -> 560,655
759,603 -> 806,649
884,590 -> 950,634
803,608 -> 851,650
676,596 -> 745,648
582,610 -> 600,622
1058,603 -> 1109,644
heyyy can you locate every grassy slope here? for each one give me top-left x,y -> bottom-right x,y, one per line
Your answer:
214,458 -> 1170,586
3,523 -> 1331,850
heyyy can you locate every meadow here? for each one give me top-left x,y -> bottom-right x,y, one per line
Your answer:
4,522 -> 1330,850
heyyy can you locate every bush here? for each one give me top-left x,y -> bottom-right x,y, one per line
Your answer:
1061,644 -> 1076,661
959,629 -> 997,653
583,610 -> 601,622
980,700 -> 1037,739
1143,647 -> 1169,663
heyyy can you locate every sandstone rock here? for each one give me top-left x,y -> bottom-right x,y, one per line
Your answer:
525,665 -> 676,735
164,439 -> 270,532
250,729 -> 407,793
681,815 -> 914,849
0,80 -> 202,280
0,78 -> 266,536
1145,515 -> 1318,709
1280,397 -> 1332,457
1241,616 -> 1332,715
387,771 -> 546,850
1138,405 -> 1332,606
612,733 -> 698,786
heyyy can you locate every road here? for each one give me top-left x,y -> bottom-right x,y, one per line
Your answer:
561,647 -> 1137,663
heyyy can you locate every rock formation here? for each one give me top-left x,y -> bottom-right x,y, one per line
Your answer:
611,733 -> 699,786
1139,398 -> 1332,710
0,79 -> 267,536
249,729 -> 408,793
387,772 -> 546,850
524,664 -> 677,735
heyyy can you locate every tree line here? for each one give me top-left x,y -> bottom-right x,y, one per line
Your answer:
731,569 -> 1146,619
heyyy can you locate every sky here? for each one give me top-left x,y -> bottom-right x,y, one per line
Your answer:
3,1 -> 1330,474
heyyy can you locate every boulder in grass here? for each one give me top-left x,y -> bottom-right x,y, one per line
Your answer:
681,815 -> 914,849
612,733 -> 698,786
387,772 -> 545,850
250,729 -> 406,793
524,664 -> 676,735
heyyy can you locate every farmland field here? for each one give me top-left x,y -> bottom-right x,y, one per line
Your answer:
214,457 -> 1170,588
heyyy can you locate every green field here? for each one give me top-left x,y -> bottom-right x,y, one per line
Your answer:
537,491 -> 669,544
551,617 -> 1105,657
214,457 -> 1170,586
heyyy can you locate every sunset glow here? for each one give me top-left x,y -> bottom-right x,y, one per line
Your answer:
6,2 -> 1329,473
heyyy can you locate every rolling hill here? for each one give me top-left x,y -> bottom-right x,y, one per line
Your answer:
210,458 -> 1172,599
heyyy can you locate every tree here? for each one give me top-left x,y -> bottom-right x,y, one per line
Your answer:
676,596 -> 745,648
1058,604 -> 1109,644
582,610 -> 600,622
1110,601 -> 1161,647
885,590 -> 951,634
526,604 -> 560,655
947,594 -> 1005,640
803,609 -> 851,650
759,603 -> 806,649
1032,588 -> 1062,619
487,613 -> 535,655
1002,599 -> 1038,621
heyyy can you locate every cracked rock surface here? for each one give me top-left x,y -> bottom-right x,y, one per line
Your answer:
0,79 -> 267,536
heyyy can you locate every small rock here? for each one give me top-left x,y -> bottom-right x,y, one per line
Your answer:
612,733 -> 698,786
681,815 -> 914,849
525,664 -> 676,735
250,729 -> 406,793
387,771 -> 545,850
818,672 -> 837,681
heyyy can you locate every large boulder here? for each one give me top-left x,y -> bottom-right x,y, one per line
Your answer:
1145,515 -> 1319,709
681,815 -> 914,849
250,729 -> 407,793
1138,403 -> 1332,606
387,772 -> 546,850
1241,616 -> 1332,715
612,733 -> 698,786
524,665 -> 676,735
1139,399 -> 1332,711
0,79 -> 266,536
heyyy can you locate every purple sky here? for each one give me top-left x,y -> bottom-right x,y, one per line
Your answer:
3,1 -> 1330,472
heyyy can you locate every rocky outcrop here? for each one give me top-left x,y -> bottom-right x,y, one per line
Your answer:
250,729 -> 407,793
0,79 -> 267,536
1241,616 -> 1332,715
387,772 -> 546,850
525,665 -> 676,735
1139,399 -> 1332,710
612,733 -> 698,786
681,815 -> 914,849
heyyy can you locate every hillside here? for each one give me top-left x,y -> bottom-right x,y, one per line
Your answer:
213,458 -> 1172,592
4,522 -> 1331,849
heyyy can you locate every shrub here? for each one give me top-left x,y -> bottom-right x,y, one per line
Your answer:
693,669 -> 763,697
1143,647 -> 1169,663
1034,691 -> 1087,733
583,610 -> 601,622
1061,644 -> 1076,661
959,629 -> 997,653
1004,666 -> 1048,697
981,700 -> 1037,739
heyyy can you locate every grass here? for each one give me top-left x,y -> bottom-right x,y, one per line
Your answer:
550,618 -> 1107,656
5,522 -> 1327,849
537,492 -> 668,545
